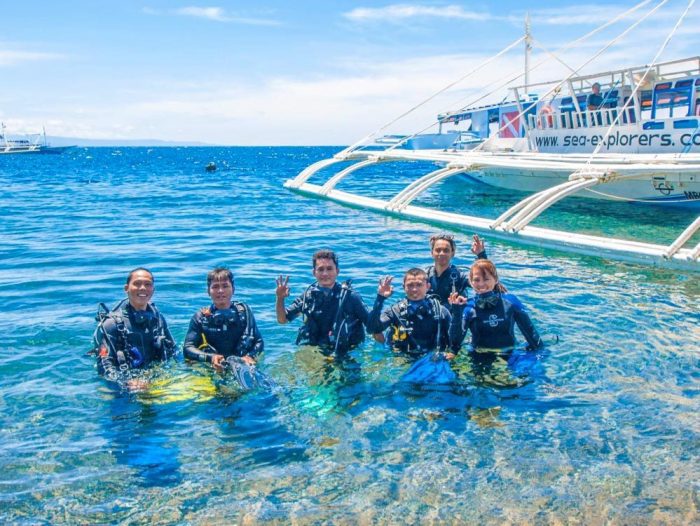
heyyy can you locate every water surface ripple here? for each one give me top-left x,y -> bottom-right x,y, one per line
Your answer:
0,147 -> 697,524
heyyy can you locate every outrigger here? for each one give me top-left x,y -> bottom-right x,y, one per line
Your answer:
286,0 -> 700,272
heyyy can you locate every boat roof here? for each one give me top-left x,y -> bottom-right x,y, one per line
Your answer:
511,56 -> 700,91
438,96 -> 539,122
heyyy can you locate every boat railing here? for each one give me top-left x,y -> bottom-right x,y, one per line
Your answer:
529,107 -> 638,131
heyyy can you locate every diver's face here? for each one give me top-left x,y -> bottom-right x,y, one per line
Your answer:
431,239 -> 454,267
208,279 -> 233,310
313,258 -> 338,288
404,275 -> 430,301
470,270 -> 497,294
124,270 -> 154,311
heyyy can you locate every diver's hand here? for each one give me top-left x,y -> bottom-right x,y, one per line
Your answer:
377,275 -> 394,298
443,352 -> 455,361
211,354 -> 225,371
275,275 -> 290,299
240,355 -> 256,366
471,234 -> 485,255
126,379 -> 149,392
448,292 -> 467,305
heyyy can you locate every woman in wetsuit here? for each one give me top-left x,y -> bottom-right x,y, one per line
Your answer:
448,259 -> 542,352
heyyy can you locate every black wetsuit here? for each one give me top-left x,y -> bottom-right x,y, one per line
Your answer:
368,296 -> 452,356
426,250 -> 487,305
450,291 -> 542,351
285,281 -> 369,354
183,303 -> 264,362
95,300 -> 176,383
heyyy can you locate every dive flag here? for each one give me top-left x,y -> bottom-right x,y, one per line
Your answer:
499,110 -> 521,138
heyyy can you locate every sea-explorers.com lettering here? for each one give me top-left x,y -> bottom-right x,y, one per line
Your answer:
534,131 -> 700,150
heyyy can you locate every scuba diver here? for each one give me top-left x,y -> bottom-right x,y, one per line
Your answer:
448,259 -> 543,352
367,268 -> 454,359
184,267 -> 263,369
275,249 -> 372,356
426,233 -> 488,306
92,267 -> 177,391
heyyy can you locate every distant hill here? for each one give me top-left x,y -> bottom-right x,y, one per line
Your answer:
46,136 -> 213,147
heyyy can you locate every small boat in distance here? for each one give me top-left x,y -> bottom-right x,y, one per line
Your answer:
0,123 -> 73,154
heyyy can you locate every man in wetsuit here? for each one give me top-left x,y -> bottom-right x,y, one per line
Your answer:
275,249 -> 371,356
426,233 -> 487,306
93,267 -> 177,390
184,267 -> 263,369
367,268 -> 454,358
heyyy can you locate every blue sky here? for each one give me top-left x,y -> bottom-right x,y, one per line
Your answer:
1,1 -> 699,145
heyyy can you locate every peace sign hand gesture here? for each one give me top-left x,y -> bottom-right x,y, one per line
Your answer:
377,275 -> 394,298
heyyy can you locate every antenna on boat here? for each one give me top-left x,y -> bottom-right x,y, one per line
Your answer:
524,13 -> 531,96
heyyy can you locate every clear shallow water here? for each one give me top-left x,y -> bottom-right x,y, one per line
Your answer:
0,147 -> 698,525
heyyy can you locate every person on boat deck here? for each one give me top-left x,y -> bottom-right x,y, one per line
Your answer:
426,233 -> 487,306
93,268 -> 177,391
184,267 -> 263,370
276,249 -> 373,356
587,82 -> 604,111
367,268 -> 454,359
448,259 -> 543,353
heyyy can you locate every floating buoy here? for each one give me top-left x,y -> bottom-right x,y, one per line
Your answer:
205,162 -> 217,172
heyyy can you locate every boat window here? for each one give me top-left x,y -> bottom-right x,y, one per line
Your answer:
651,79 -> 693,119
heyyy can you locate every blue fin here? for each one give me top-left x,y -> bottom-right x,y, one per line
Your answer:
225,356 -> 276,391
401,352 -> 456,385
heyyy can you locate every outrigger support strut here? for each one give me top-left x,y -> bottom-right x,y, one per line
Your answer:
387,165 -> 472,211
284,151 -> 700,272
287,157 -> 350,189
690,241 -> 700,261
664,216 -> 700,260
492,171 -> 608,232
320,158 -> 386,195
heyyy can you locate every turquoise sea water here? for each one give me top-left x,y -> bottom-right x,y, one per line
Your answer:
0,147 -> 698,524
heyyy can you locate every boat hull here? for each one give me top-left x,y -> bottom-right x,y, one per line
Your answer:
0,145 -> 74,155
467,165 -> 700,208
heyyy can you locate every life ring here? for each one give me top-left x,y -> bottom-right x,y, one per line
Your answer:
538,105 -> 554,128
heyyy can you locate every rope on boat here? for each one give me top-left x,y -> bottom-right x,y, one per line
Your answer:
336,36 -> 526,158
476,0 -> 669,155
583,0 -> 696,166
379,0 -> 658,157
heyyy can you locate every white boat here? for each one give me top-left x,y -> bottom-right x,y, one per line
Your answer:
286,2 -> 700,272
0,123 -> 73,154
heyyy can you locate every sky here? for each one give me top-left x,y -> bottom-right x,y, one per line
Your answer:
1,0 -> 699,145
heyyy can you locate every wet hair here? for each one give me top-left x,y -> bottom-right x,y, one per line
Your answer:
403,267 -> 428,283
429,233 -> 456,254
312,249 -> 338,270
207,266 -> 234,288
469,259 -> 507,293
126,267 -> 154,285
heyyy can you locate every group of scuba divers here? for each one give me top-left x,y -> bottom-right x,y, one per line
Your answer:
93,233 -> 543,391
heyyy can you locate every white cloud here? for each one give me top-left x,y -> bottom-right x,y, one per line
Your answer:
176,7 -> 229,21
344,4 -> 490,22
143,5 -> 281,26
0,50 -> 65,67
